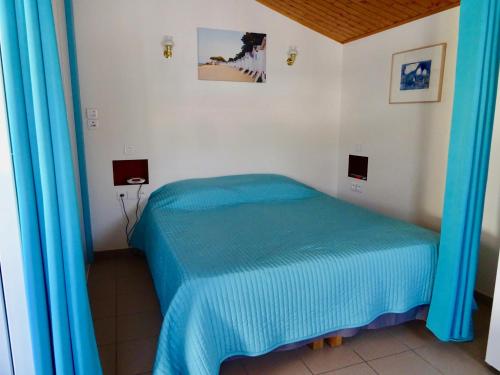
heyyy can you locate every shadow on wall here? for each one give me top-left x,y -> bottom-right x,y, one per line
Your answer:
410,103 -> 500,297
404,70 -> 500,297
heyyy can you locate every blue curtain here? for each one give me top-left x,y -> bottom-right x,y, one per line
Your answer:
0,0 -> 102,373
64,0 -> 94,263
427,0 -> 500,342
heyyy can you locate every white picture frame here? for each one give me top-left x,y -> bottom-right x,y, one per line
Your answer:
389,43 -> 447,104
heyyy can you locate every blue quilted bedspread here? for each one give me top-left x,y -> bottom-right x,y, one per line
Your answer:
131,174 -> 439,375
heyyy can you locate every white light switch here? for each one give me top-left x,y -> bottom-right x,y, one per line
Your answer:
87,119 -> 99,129
123,145 -> 135,155
86,108 -> 98,119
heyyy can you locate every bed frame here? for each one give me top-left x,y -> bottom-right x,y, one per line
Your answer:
309,336 -> 342,350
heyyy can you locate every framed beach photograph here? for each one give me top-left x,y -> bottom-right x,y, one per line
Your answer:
389,43 -> 447,104
197,27 -> 267,83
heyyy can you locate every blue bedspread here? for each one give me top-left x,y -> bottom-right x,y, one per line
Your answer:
131,174 -> 439,375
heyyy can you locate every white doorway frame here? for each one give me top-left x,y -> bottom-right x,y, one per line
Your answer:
486,254 -> 500,370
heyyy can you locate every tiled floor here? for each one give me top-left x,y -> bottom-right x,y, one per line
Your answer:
88,250 -> 499,375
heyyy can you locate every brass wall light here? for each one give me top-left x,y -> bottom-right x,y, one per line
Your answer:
287,47 -> 298,66
162,36 -> 174,59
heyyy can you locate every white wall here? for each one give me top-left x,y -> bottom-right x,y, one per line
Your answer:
338,7 -> 500,297
73,0 -> 343,251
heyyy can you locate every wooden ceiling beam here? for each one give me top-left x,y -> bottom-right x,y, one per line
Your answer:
258,0 -> 355,41
342,1 -> 461,43
328,1 -> 400,28
345,0 -> 418,23
276,2 -> 360,39
376,0 -> 420,17
307,0 -> 382,30
393,0 -> 429,13
256,0 -> 460,44
285,0 -> 372,35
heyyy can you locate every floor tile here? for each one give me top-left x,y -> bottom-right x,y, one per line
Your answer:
220,360 -> 247,375
117,288 -> 160,316
117,337 -> 158,375
94,317 -> 116,346
115,256 -> 149,278
243,350 -> 311,375
299,344 -> 363,373
415,342 -> 496,375
324,363 -> 377,375
89,259 -> 116,281
456,335 -> 489,361
116,273 -> 154,295
117,311 -> 162,342
99,344 -> 116,375
91,252 -> 496,375
387,320 -> 437,349
369,350 -> 440,375
345,329 -> 409,361
88,277 -> 116,301
91,296 -> 116,320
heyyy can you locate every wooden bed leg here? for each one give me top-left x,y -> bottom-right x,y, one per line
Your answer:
308,339 -> 324,350
327,336 -> 342,347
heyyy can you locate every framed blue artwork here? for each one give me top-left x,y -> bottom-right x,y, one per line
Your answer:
389,43 -> 447,103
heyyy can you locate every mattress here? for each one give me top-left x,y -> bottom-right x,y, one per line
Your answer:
131,174 -> 439,375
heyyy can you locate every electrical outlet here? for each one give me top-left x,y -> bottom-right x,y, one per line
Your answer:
87,119 -> 99,129
116,191 -> 128,200
350,183 -> 363,194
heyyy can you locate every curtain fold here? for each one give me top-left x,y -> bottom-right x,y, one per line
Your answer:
0,0 -> 102,373
427,0 -> 500,342
64,0 -> 94,263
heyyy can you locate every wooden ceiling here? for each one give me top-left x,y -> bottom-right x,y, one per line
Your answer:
256,0 -> 460,44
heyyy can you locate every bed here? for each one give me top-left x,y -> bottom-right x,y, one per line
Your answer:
130,174 -> 439,375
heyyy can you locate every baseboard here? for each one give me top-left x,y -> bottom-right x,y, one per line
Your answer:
93,248 -> 135,260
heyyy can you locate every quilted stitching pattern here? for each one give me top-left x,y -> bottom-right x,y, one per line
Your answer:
131,175 -> 439,375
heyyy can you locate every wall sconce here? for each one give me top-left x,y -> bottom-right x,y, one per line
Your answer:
162,36 -> 174,59
287,47 -> 298,66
